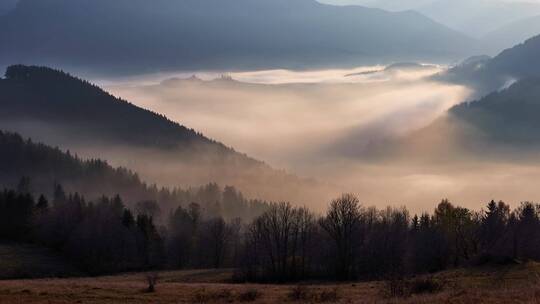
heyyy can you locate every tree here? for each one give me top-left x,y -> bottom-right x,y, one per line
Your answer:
320,193 -> 363,280
480,200 -> 510,255
201,217 -> 232,268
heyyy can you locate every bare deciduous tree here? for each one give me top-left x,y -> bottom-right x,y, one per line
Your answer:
320,193 -> 363,280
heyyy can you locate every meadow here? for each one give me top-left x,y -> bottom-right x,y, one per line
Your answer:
2,261 -> 540,303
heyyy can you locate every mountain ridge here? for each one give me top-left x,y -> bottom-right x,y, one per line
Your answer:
0,65 -> 332,205
0,0 -> 475,75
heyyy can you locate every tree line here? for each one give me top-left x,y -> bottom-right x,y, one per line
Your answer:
239,195 -> 540,282
3,181 -> 540,280
0,180 -> 246,274
0,130 -> 269,222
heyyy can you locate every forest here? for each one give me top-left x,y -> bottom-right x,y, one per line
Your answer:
0,130 -> 269,221
2,176 -> 538,282
1,130 -> 538,282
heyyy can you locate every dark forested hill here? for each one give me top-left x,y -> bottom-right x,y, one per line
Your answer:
0,65 -> 230,151
442,34 -> 540,95
0,65 -> 328,205
0,130 -> 151,203
488,35 -> 540,80
0,130 -> 269,220
0,0 -> 474,75
386,78 -> 540,161
448,78 -> 540,145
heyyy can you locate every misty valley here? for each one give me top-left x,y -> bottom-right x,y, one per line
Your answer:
2,0 -> 540,303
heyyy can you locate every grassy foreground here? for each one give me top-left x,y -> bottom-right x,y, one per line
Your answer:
1,264 -> 540,303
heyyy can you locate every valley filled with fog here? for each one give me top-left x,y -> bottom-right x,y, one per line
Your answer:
101,64 -> 540,213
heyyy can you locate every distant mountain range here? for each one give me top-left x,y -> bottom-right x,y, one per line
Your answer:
358,33 -> 540,160
320,0 -> 540,41
442,32 -> 540,145
0,65 -> 330,205
0,0 -> 474,75
483,15 -> 540,58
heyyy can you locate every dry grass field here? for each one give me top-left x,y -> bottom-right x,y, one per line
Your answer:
2,263 -> 540,303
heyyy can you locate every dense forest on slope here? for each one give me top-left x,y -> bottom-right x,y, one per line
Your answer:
0,65 -> 325,204
373,77 -> 540,162
0,0 -> 474,74
441,33 -> 540,95
0,130 -> 269,221
448,78 -> 540,145
0,65 -> 230,151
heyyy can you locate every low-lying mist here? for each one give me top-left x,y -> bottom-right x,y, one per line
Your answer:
100,65 -> 540,214
106,65 -> 465,168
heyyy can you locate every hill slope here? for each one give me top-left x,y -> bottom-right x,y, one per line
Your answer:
0,65 -> 328,205
0,130 -> 270,219
448,78 -> 540,146
386,78 -> 540,161
0,0 -> 474,74
441,33 -> 540,96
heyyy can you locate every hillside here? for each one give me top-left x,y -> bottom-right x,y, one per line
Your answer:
0,0 -> 474,74
441,33 -> 540,96
0,65 -> 327,205
384,78 -> 540,161
0,130 -> 269,219
448,78 -> 540,146
0,130 -> 152,203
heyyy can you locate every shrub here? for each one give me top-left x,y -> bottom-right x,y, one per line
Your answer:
192,288 -> 234,303
409,277 -> 444,295
384,277 -> 408,298
287,285 -> 312,301
145,273 -> 159,293
238,289 -> 261,302
383,276 -> 444,298
319,288 -> 340,302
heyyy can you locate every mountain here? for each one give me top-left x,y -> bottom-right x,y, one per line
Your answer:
0,65 -> 329,205
318,0 -> 433,11
441,34 -> 540,96
0,0 -> 474,75
417,0 -> 540,39
381,78 -> 540,162
483,15 -> 540,59
320,0 -> 540,39
448,78 -> 540,146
